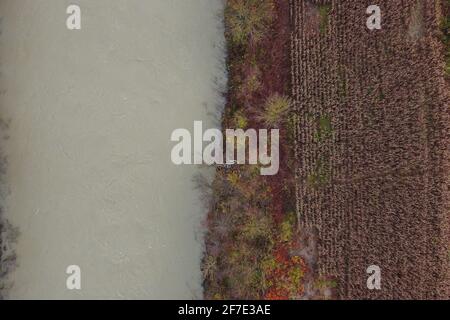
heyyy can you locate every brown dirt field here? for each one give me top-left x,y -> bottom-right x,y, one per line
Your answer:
291,0 -> 450,299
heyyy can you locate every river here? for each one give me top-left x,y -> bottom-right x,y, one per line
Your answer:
0,0 -> 226,299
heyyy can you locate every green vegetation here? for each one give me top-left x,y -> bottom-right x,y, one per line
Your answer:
233,110 -> 248,129
203,0 -> 307,300
202,162 -> 278,299
225,0 -> 275,47
307,158 -> 330,189
240,66 -> 262,95
280,213 -> 296,243
257,94 -> 292,127
314,114 -> 333,142
318,4 -> 332,35
314,278 -> 338,290
241,214 -> 274,244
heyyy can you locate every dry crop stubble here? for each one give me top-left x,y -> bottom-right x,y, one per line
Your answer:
291,0 -> 450,299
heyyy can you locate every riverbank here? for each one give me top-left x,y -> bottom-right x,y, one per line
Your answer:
201,0 -> 311,300
0,19 -> 17,299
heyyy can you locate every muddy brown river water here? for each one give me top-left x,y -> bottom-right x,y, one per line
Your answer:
0,0 -> 226,299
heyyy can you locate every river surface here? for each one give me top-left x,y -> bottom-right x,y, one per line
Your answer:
0,0 -> 226,299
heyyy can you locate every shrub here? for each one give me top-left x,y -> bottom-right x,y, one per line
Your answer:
225,0 -> 275,47
202,255 -> 217,281
241,214 -> 274,245
239,65 -> 262,99
280,213 -> 296,243
257,94 -> 292,127
232,110 -> 249,129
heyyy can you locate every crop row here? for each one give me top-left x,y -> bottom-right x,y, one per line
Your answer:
291,0 -> 450,299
